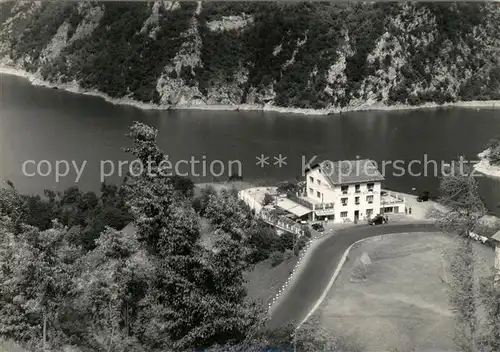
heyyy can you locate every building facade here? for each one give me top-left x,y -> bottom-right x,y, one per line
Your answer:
303,159 -> 404,223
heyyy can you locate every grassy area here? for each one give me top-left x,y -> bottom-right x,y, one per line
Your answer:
244,254 -> 298,306
0,340 -> 28,352
313,232 -> 495,352
195,193 -> 299,307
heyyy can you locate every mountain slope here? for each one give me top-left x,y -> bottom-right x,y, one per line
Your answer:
1,1 -> 499,110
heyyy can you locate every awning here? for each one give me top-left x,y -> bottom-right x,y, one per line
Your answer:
276,198 -> 312,217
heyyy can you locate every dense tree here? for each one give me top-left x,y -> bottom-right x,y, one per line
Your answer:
70,227 -> 153,352
262,193 -> 274,206
276,181 -> 300,196
2,2 -> 500,109
487,146 -> 500,165
14,182 -> 132,251
123,121 -> 263,351
192,185 -> 218,215
204,189 -> 254,241
428,159 -> 486,236
0,121 -> 366,351
428,159 -> 499,352
0,215 -> 81,351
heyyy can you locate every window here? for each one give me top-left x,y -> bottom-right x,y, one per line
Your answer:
394,206 -> 399,213
317,191 -> 321,198
309,188 -> 313,194
355,196 -> 360,205
341,198 -> 348,206
367,183 -> 374,192
309,176 -> 314,183
367,195 -> 374,204
366,209 -> 373,216
355,184 -> 360,193
341,211 -> 348,218
341,185 -> 348,195
317,179 -> 321,186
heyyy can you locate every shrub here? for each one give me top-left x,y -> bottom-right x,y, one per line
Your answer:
297,236 -> 308,250
192,196 -> 203,213
488,146 -> 500,165
195,186 -> 217,215
486,137 -> 500,150
245,222 -> 280,264
270,251 -> 285,267
276,181 -> 299,195
276,232 -> 295,252
283,249 -> 294,260
303,227 -> 312,238
263,193 -> 274,206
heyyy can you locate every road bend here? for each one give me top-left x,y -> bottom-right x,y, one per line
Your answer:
266,222 -> 439,330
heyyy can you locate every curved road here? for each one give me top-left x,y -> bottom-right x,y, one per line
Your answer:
266,222 -> 439,329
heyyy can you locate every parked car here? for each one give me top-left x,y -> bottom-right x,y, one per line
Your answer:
311,223 -> 325,232
368,214 -> 387,225
417,191 -> 430,202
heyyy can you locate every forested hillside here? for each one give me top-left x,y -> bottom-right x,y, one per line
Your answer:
0,122 -> 324,352
0,1 -> 499,110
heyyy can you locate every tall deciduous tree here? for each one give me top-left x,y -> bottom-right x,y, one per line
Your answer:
204,189 -> 253,241
428,160 -> 486,236
428,160 -> 494,352
0,215 -> 81,351
72,227 -> 153,352
123,122 -> 263,351
0,181 -> 26,235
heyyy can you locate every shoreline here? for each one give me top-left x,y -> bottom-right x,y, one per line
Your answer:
474,149 -> 500,179
2,65 -> 500,116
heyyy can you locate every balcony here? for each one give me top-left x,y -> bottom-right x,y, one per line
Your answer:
314,202 -> 335,210
340,190 -> 375,196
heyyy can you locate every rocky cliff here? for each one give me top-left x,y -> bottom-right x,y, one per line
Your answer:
1,1 -> 499,111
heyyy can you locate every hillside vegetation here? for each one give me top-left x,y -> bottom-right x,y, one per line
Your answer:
0,1 -> 499,110
0,122 -> 315,352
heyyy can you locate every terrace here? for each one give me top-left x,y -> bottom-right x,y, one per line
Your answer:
380,189 -> 406,213
260,208 -> 306,236
381,190 -> 406,205
289,194 -> 335,211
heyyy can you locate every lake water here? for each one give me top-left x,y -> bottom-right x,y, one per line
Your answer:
1,73 -> 500,214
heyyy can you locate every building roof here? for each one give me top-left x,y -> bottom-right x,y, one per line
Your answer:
307,159 -> 385,186
276,198 -> 312,217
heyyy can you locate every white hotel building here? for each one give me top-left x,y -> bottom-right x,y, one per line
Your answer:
300,159 -> 405,223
